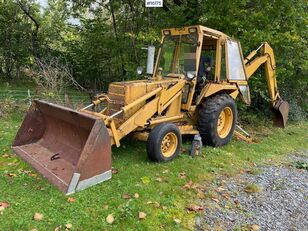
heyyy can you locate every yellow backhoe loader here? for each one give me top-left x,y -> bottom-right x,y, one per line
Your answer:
12,25 -> 289,194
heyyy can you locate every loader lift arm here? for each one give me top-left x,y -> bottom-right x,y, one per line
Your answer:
244,42 -> 289,128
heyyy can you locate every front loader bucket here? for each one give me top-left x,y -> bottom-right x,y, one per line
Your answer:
272,99 -> 289,128
12,100 -> 111,195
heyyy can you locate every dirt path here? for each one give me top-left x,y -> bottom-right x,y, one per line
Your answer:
196,151 -> 308,231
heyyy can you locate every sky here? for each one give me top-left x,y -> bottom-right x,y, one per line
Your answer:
36,0 -> 48,8
35,0 -> 80,25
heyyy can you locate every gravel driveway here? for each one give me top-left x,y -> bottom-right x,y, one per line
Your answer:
196,151 -> 308,231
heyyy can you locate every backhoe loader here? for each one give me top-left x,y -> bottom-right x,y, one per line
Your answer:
13,25 -> 289,194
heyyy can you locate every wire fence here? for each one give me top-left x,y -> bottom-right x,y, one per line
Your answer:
0,89 -> 91,106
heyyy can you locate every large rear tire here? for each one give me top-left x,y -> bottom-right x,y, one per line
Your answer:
147,123 -> 182,162
198,94 -> 237,147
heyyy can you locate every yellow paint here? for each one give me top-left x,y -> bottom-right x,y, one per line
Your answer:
78,26 -> 283,148
244,42 -> 279,105
217,106 -> 233,138
161,132 -> 178,157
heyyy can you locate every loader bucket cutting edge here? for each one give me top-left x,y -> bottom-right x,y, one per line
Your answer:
273,99 -> 289,128
12,100 -> 112,195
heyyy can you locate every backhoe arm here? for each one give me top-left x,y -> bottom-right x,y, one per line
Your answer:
244,42 -> 279,106
244,42 -> 289,128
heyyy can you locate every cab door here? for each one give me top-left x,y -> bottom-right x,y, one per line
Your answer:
226,39 -> 251,104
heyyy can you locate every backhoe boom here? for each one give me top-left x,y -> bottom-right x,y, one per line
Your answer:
244,42 -> 289,127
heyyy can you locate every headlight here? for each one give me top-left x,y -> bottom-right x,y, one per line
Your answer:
137,67 -> 143,75
186,72 -> 195,80
189,27 -> 197,33
163,30 -> 171,35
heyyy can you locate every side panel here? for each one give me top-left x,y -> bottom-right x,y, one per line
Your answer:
196,83 -> 238,105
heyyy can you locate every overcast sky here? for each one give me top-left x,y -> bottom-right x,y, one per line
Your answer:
36,0 -> 48,8
35,0 -> 80,25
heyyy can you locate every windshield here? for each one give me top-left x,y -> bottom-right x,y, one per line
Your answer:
158,34 -> 198,76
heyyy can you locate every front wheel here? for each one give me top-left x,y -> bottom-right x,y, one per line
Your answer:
198,94 -> 237,147
147,123 -> 182,162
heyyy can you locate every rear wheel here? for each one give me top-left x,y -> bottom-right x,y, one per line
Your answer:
198,94 -> 237,147
147,123 -> 182,162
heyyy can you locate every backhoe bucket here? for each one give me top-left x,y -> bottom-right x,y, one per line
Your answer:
273,99 -> 289,128
12,100 -> 112,195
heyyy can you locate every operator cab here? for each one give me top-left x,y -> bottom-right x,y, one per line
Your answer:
155,26 -> 224,108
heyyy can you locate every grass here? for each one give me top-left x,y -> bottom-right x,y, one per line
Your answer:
0,80 -> 90,108
0,112 -> 308,230
292,161 -> 308,170
244,183 -> 262,194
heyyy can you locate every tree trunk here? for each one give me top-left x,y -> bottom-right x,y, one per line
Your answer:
17,1 -> 42,70
109,0 -> 126,79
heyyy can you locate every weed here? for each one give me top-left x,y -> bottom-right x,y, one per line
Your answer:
292,161 -> 308,170
244,183 -> 262,194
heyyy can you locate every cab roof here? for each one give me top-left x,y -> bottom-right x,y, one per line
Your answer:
162,25 -> 230,40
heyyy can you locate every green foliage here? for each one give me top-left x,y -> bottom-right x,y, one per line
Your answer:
293,161 -> 308,170
0,96 -> 28,118
244,183 -> 262,194
0,0 -> 306,119
0,0 -> 32,79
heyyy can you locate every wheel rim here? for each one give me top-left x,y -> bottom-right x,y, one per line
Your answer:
160,132 -> 178,158
217,106 -> 233,138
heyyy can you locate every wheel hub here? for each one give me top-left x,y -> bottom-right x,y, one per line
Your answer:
217,107 -> 233,138
161,132 -> 178,157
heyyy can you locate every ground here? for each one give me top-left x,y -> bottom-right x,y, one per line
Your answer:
0,108 -> 307,230
196,151 -> 308,231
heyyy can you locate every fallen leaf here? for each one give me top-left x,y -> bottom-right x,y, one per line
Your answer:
133,193 -> 139,199
146,201 -> 159,208
138,211 -> 146,219
162,206 -> 167,210
7,162 -> 17,166
54,225 -> 62,231
155,177 -> 163,182
106,214 -> 114,224
239,169 -> 246,174
112,168 -> 119,174
160,224 -> 165,229
141,176 -> 151,184
179,172 -> 186,179
174,218 -> 181,224
250,224 -> 260,231
215,186 -> 226,192
67,197 -> 76,203
7,173 -> 16,177
33,212 -> 43,221
153,201 -> 160,208
162,169 -> 169,174
183,180 -> 193,189
65,223 -> 72,229
122,193 -> 130,199
211,197 -> 219,203
0,201 -> 10,210
197,191 -> 205,199
234,199 -> 240,207
222,193 -> 231,200
186,204 -> 204,212
181,147 -> 188,152
2,154 -> 10,158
